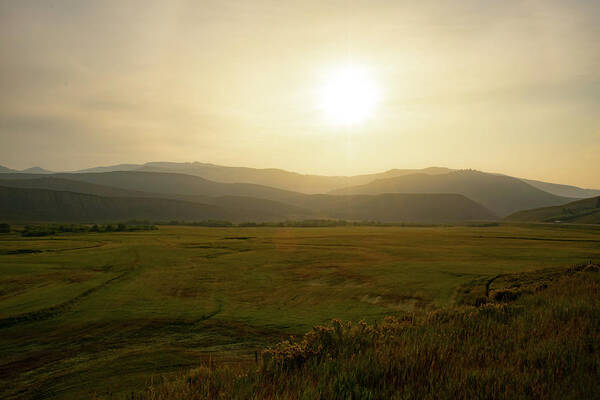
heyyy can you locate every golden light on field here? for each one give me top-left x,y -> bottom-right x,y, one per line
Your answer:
317,64 -> 380,126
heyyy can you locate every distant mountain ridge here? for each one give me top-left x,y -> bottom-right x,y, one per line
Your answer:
330,170 -> 571,216
520,179 -> 600,199
21,166 -> 53,174
2,162 -> 597,199
0,169 -> 571,219
0,175 -> 496,223
0,165 -> 17,173
0,162 -> 453,193
0,163 -> 594,221
0,176 -> 316,221
72,163 -> 143,173
136,162 -> 454,194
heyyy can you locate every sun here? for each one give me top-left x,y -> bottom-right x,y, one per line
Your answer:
317,64 -> 380,126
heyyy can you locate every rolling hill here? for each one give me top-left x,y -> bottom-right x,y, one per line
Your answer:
0,186 -> 231,222
3,162 -> 598,201
49,161 -> 452,193
0,177 -> 154,198
136,162 -> 454,193
0,171 -> 306,203
72,163 -> 144,173
0,165 -> 17,173
505,196 -> 600,224
330,170 -> 572,216
0,176 -> 496,223
295,193 -> 496,222
88,162 -> 599,198
20,166 -> 53,174
0,177 -> 314,222
520,178 -> 600,199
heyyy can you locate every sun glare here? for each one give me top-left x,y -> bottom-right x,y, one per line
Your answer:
318,64 -> 380,126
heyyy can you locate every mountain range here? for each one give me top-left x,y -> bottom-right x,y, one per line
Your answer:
0,162 -> 598,224
2,162 -> 599,198
0,174 -> 495,223
329,170 -> 571,216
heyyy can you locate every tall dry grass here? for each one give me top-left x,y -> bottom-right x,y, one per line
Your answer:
136,265 -> 600,399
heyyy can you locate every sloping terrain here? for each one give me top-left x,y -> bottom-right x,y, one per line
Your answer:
0,177 -> 314,222
506,196 -> 600,223
0,177 -> 154,198
0,172 -> 306,204
331,170 -> 571,216
20,167 -> 53,174
72,163 -> 143,173
3,162 -> 599,202
136,162 -> 454,194
0,165 -> 17,173
0,176 -> 496,223
78,162 -> 599,198
52,162 -> 451,194
521,178 -> 600,198
0,186 -> 232,222
292,193 -> 496,222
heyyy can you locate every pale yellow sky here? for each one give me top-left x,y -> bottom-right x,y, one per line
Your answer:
1,0 -> 599,187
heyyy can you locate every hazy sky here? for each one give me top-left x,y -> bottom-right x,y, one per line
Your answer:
1,0 -> 599,186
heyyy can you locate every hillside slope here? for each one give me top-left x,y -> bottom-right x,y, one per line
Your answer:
506,196 -> 600,223
0,186 -> 234,222
0,177 -> 154,198
76,161 -> 599,197
0,179 -> 496,223
0,165 -> 17,173
331,170 -> 571,216
21,166 -> 53,174
66,161 -> 451,193
0,171 -> 307,204
521,178 -> 600,198
294,193 -> 496,222
0,177 -> 313,221
5,162 -> 599,200
73,163 -> 142,173
136,162 -> 453,193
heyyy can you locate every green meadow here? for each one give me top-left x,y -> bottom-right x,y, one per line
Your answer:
1,224 -> 600,399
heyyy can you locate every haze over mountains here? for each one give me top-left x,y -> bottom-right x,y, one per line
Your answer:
60,162 -> 453,194
2,162 -> 599,198
0,162 -> 598,224
330,170 -> 571,216
520,179 -> 600,199
0,173 -> 495,223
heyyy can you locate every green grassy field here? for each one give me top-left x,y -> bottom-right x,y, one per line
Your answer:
1,224 -> 600,399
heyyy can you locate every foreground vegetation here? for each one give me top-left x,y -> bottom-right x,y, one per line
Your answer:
1,224 -> 599,398
139,264 -> 600,399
